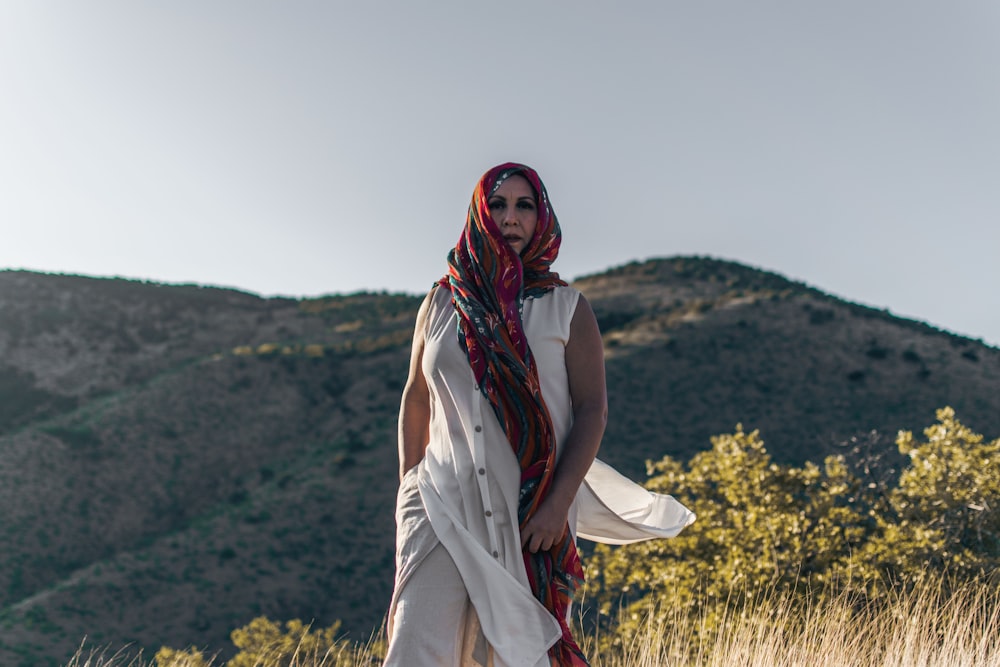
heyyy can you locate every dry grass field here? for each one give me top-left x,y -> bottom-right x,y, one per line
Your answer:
66,579 -> 1000,667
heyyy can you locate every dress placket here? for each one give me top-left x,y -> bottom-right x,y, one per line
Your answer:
470,386 -> 502,559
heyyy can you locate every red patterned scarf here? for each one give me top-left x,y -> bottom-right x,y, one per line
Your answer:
442,163 -> 588,665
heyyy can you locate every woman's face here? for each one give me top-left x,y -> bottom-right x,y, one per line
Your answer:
488,174 -> 538,254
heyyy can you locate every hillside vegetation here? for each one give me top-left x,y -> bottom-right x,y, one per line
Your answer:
1,257 -> 998,666
138,407 -> 998,666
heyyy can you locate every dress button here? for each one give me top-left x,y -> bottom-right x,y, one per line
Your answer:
474,425 -> 482,432
485,510 -> 493,517
492,550 -> 499,558
478,468 -> 486,475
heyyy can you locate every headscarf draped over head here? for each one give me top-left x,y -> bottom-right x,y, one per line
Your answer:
442,163 -> 588,665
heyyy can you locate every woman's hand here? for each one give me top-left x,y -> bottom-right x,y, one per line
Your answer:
520,496 -> 570,553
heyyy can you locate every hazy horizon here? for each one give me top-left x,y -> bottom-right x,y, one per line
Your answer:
3,2 -> 997,345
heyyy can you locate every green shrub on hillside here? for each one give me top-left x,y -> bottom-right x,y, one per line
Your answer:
583,424 -> 871,636
854,406 -> 1000,588
155,617 -> 375,667
583,408 -> 1000,646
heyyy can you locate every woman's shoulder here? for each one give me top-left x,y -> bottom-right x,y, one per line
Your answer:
411,284 -> 451,337
529,284 -> 580,298
525,286 -> 582,339
550,284 -> 581,297
535,285 -> 582,311
420,282 -> 457,311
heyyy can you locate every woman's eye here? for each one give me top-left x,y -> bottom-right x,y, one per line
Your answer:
517,201 -> 536,211
489,200 -> 505,210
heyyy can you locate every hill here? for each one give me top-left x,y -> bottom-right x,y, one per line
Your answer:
0,257 -> 997,666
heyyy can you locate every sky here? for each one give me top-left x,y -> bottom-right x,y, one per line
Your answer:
1,2 -> 998,346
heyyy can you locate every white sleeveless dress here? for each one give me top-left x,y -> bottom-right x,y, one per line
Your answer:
387,286 -> 695,667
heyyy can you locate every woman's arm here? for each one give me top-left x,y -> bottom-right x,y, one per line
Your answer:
521,294 -> 608,553
397,289 -> 435,480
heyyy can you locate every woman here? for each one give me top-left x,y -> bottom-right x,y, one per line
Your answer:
385,163 -> 694,667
